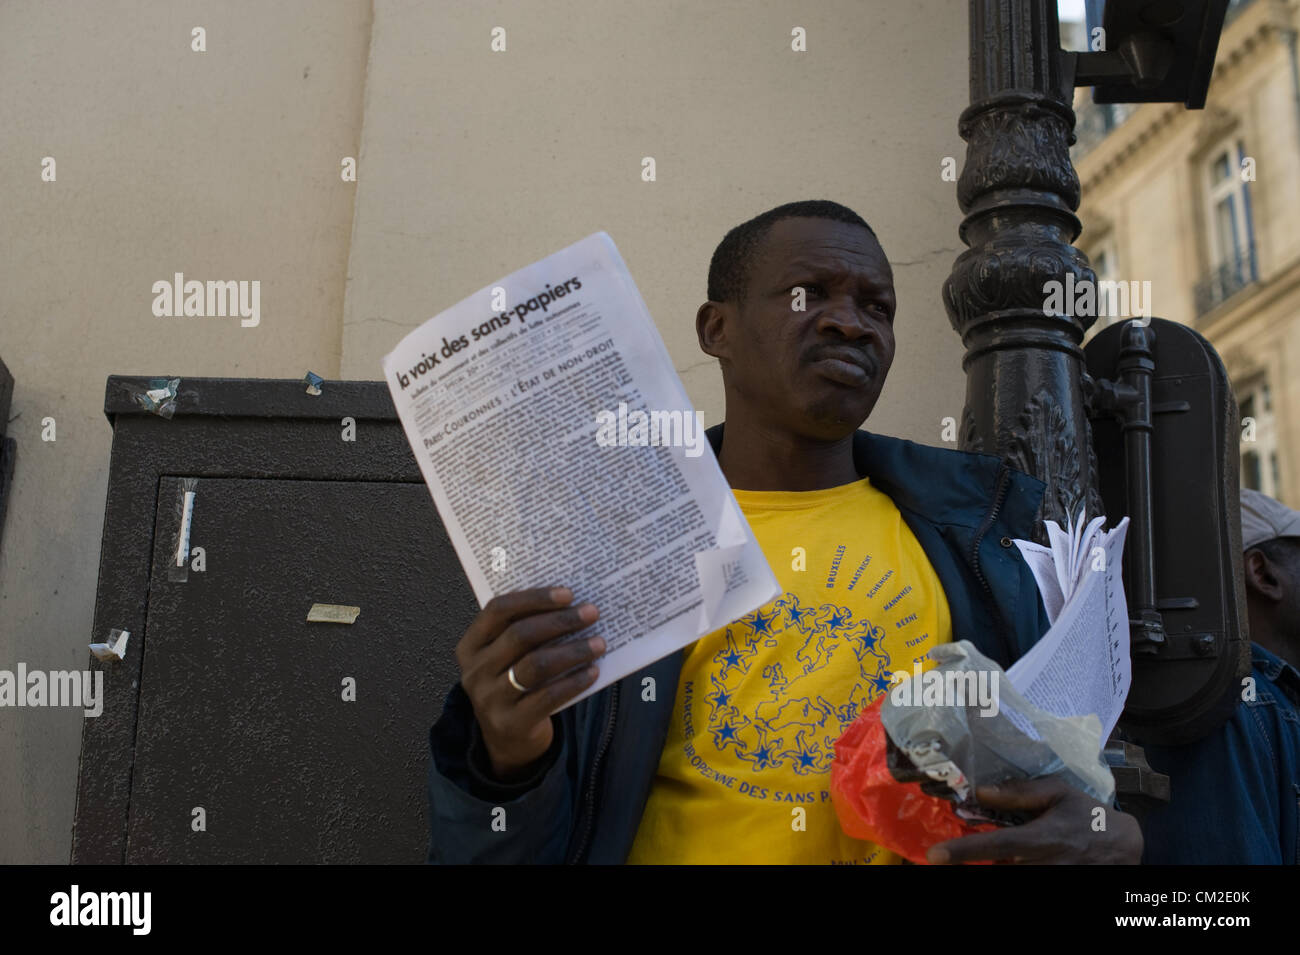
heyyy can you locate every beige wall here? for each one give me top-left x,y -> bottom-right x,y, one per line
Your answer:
341,0 -> 973,440
0,0 -> 373,863
0,0 -> 972,863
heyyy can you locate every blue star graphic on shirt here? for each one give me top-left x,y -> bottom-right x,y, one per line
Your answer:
812,604 -> 854,638
705,674 -> 733,719
780,729 -> 831,776
711,712 -> 749,755
747,606 -> 778,637
770,727 -> 830,776
868,672 -> 893,696
712,629 -> 750,677
848,620 -> 889,667
773,593 -> 815,636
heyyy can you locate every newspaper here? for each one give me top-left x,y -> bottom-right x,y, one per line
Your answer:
382,232 -> 781,709
1006,510 -> 1132,745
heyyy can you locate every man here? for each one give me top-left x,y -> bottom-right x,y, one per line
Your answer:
1239,489 -> 1300,671
426,200 -> 1142,864
1138,488 -> 1300,864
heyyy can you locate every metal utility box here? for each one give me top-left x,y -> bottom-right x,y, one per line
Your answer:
72,377 -> 476,863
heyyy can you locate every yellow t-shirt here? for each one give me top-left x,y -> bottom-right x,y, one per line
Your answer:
627,476 -> 952,864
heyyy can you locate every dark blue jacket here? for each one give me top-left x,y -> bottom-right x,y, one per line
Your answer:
1138,642 -> 1300,864
425,423 -> 1054,863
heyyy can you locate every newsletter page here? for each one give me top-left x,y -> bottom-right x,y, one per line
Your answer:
382,232 -> 781,708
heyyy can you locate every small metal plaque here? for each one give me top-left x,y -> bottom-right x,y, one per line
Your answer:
306,603 -> 360,624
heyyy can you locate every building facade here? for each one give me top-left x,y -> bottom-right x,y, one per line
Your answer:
1070,0 -> 1300,505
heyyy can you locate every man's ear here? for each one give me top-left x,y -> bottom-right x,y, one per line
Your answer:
1244,548 -> 1286,603
696,300 -> 730,362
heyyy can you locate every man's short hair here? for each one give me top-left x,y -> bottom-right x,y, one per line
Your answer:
1249,536 -> 1300,576
706,200 -> 880,305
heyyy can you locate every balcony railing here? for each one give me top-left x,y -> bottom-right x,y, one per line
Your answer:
1195,242 -> 1258,317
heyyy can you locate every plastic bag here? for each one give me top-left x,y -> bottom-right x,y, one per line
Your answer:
830,640 -> 1114,863
830,694 -> 998,864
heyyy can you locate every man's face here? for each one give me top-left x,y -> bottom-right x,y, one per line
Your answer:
699,217 -> 896,441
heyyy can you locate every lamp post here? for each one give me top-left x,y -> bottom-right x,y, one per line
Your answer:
946,0 -> 1229,540
944,0 -> 1102,543
946,0 -> 1232,810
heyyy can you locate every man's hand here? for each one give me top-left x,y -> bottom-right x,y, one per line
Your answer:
926,777 -> 1143,864
455,586 -> 605,782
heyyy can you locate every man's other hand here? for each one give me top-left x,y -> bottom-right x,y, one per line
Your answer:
925,777 -> 1143,864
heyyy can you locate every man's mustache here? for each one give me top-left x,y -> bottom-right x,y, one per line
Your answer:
805,345 -> 878,377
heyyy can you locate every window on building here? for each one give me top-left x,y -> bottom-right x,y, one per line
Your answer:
1243,450 -> 1262,492
1207,140 -> 1256,271
1196,138 -> 1258,316
1210,149 -> 1241,265
1238,377 -> 1278,497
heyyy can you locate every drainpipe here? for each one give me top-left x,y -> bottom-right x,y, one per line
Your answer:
1285,25 -> 1300,153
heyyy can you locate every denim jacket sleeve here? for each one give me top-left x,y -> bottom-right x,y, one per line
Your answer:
425,681 -> 574,864
1137,651 -> 1300,865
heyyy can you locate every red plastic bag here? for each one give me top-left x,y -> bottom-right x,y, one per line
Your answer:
830,695 -> 997,864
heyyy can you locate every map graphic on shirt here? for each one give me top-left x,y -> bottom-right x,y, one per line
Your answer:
627,476 -> 953,865
703,593 -> 894,777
